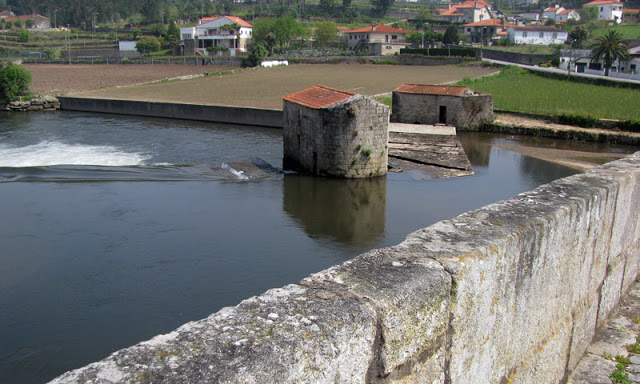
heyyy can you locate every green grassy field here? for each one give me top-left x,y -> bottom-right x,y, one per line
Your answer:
591,22 -> 640,39
457,67 -> 640,121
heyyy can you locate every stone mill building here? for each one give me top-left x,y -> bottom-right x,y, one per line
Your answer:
283,85 -> 389,178
390,84 -> 493,130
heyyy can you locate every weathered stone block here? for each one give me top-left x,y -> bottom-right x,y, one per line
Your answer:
302,246 -> 451,383
50,284 -> 378,384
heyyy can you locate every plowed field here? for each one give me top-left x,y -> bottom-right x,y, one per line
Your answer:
28,63 -> 498,110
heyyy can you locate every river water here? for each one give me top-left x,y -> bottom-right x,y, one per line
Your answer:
0,111 -> 633,383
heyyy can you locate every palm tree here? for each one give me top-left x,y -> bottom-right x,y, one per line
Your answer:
590,30 -> 629,77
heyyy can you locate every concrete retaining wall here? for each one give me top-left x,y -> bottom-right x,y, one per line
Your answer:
480,48 -> 558,66
50,152 -> 640,384
58,97 -> 283,128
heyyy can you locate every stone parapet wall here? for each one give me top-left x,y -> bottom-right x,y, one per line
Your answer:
2,96 -> 60,112
50,152 -> 640,384
58,97 -> 283,128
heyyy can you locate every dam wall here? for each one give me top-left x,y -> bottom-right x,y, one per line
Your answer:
58,97 -> 283,128
50,152 -> 640,383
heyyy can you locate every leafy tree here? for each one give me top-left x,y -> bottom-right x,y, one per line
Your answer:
314,20 -> 338,47
578,6 -> 598,24
254,16 -> 306,51
544,18 -> 555,26
0,63 -> 32,104
590,29 -> 629,76
133,28 -> 142,39
319,0 -> 335,15
568,25 -> 588,48
25,19 -> 34,28
149,23 -> 167,37
244,42 -> 267,67
135,35 -> 161,55
166,20 -> 180,44
13,20 -> 22,28
18,29 -> 30,42
342,0 -> 352,11
43,47 -> 61,59
442,25 -> 459,45
371,0 -> 394,16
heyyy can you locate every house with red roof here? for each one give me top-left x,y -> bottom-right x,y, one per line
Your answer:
1,13 -> 50,29
584,0 -> 623,24
346,24 -> 410,55
463,18 -> 515,43
390,84 -> 493,129
283,85 -> 389,178
436,0 -> 494,24
179,16 -> 252,56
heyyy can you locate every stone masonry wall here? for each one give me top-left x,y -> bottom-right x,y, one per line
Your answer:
458,94 -> 494,130
50,152 -> 640,384
283,95 -> 389,178
391,92 -> 492,130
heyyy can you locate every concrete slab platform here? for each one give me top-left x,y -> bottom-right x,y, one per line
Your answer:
389,123 -> 456,136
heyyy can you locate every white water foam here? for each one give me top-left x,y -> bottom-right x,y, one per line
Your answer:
0,141 -> 151,167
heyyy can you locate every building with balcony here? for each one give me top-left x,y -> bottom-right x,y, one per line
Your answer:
584,0 -> 624,24
180,15 -> 252,57
346,24 -> 409,55
435,0 -> 494,24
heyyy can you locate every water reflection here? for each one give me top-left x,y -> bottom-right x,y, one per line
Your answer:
283,174 -> 387,247
458,133 -> 492,167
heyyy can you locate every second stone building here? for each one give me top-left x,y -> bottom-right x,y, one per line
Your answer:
283,85 -> 389,178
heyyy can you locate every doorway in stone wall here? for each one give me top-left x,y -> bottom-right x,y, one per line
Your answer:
439,106 -> 447,124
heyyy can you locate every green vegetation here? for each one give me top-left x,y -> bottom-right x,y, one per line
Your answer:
0,63 -> 32,104
456,66 -> 640,121
592,23 -> 640,40
590,30 -> 629,77
135,36 -> 161,55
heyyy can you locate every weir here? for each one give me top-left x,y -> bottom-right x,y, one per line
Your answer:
50,151 -> 640,383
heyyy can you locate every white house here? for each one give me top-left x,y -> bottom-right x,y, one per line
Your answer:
560,48 -> 640,80
584,0 -> 623,24
347,24 -> 410,55
507,26 -> 568,45
436,0 -> 494,24
543,5 -> 565,20
179,15 -> 252,56
556,8 -> 581,22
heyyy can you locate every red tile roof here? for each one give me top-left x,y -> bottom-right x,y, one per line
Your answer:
456,0 -> 491,8
544,6 -> 561,12
284,85 -> 356,109
584,0 -> 623,6
224,15 -> 252,28
623,8 -> 640,13
348,24 -> 408,33
4,13 -> 48,22
394,84 -> 470,96
463,18 -> 515,27
199,15 -> 252,28
558,9 -> 574,14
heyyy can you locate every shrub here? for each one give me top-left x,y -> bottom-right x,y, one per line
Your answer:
135,36 -> 161,55
25,19 -> 34,28
242,43 -> 267,67
43,47 -> 61,59
557,113 -> 598,128
0,63 -> 32,104
400,47 -> 477,58
18,29 -> 30,42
